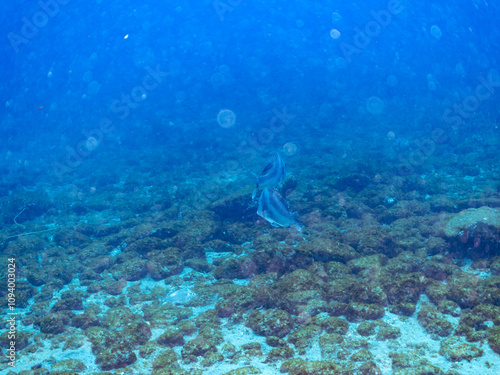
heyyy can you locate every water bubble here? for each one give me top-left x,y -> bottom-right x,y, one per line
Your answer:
210,72 -> 225,87
330,29 -> 341,39
87,80 -> 101,95
217,109 -> 236,128
386,75 -> 398,87
335,57 -> 347,69
431,25 -> 442,39
219,64 -> 231,75
283,142 -> 298,156
332,12 -> 342,22
82,71 -> 93,83
85,137 -> 99,151
366,96 -> 385,114
296,19 -> 304,28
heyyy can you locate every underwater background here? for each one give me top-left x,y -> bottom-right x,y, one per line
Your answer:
1,0 -> 500,374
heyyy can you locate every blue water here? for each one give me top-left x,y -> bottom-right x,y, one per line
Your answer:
1,0 -> 500,373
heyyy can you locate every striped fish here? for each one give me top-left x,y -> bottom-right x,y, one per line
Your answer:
252,152 -> 286,200
257,187 -> 304,231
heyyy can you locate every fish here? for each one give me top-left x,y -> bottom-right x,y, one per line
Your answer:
252,152 -> 286,200
257,187 -> 304,231
165,289 -> 198,304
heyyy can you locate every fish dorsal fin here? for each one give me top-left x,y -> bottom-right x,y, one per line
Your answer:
261,161 -> 274,175
261,153 -> 280,175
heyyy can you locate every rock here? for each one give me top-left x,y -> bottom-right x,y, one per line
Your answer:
40,312 -> 70,334
245,309 -> 293,338
444,207 -> 500,237
267,347 -> 295,362
287,325 -> 322,349
439,336 -> 483,361
51,359 -> 87,372
488,326 -> 500,354
417,303 -> 453,337
95,343 -> 137,370
152,348 -> 179,369
157,326 -> 185,347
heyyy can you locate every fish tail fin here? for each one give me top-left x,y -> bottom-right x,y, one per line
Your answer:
251,172 -> 260,200
293,212 -> 304,232
252,187 -> 258,201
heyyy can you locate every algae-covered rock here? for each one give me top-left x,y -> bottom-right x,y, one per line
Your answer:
357,321 -> 377,336
245,309 -> 293,338
298,238 -> 359,263
286,360 -> 343,375
393,364 -> 445,375
314,316 -> 349,335
356,360 -> 382,374
389,302 -> 416,316
439,336 -> 483,362
444,206 -> 500,237
95,343 -> 137,370
488,326 -> 500,354
0,330 -> 31,350
417,303 -> 453,337
391,352 -> 430,370
376,324 -> 401,340
157,326 -> 185,347
437,300 -> 461,317
152,348 -> 180,370
350,349 -> 373,362
318,333 -> 344,359
51,359 -> 87,372
287,325 -> 322,349
266,346 -> 295,362
181,335 -> 217,359
110,258 -> 147,281
347,302 -> 385,321
223,367 -> 262,375
40,312 -> 71,334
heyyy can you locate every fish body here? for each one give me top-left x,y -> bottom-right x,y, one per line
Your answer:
252,152 -> 286,200
165,289 -> 197,304
257,187 -> 304,231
